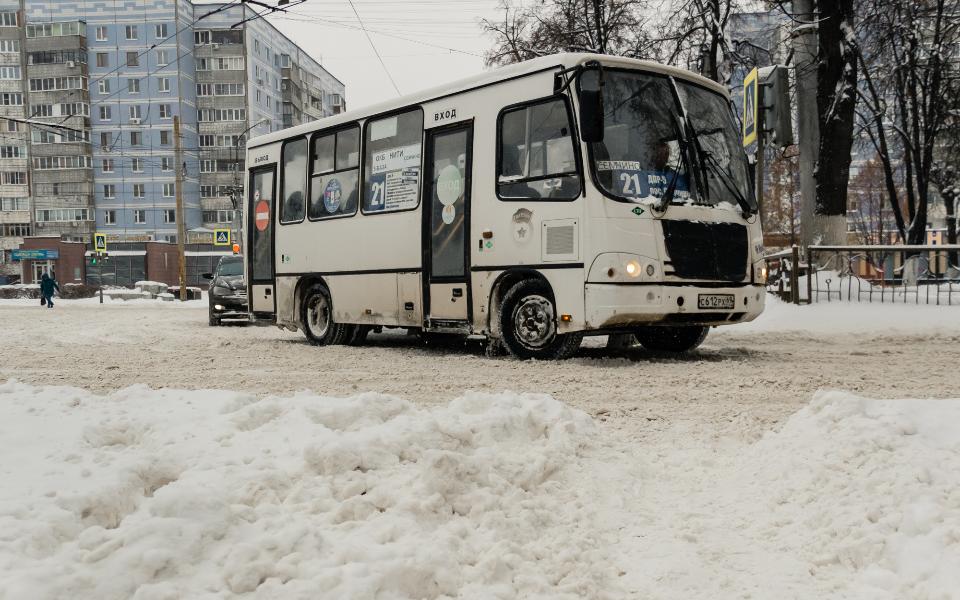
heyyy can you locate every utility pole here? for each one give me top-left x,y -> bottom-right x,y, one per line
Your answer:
792,0 -> 819,249
174,116 -> 187,301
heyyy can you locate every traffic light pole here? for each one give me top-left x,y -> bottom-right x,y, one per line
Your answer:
98,254 -> 103,304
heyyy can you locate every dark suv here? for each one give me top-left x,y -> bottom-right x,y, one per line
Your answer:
203,256 -> 247,326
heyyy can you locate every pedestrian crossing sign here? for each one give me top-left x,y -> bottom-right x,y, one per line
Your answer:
94,233 -> 107,254
214,229 -> 231,246
743,67 -> 759,147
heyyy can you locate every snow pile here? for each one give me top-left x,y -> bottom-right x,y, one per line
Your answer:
730,296 -> 960,334
739,391 -> 960,598
0,381 -> 610,600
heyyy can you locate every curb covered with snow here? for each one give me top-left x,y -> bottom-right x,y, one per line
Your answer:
0,382 -> 606,600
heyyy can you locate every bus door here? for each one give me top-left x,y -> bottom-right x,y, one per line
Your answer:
423,122 -> 473,326
248,165 -> 276,315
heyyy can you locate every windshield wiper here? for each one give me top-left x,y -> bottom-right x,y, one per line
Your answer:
699,149 -> 756,215
655,118 -> 689,213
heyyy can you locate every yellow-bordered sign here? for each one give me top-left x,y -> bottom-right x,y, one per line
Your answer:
743,67 -> 759,147
213,229 -> 231,246
94,232 -> 107,254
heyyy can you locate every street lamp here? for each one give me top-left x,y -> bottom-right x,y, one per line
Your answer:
231,118 -> 270,251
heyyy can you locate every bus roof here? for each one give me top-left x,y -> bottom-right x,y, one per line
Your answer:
247,53 -> 729,149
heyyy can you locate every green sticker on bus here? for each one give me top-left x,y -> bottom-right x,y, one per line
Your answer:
632,206 -> 645,216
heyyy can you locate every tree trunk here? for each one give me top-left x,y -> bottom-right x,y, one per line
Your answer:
793,0 -> 820,249
812,0 -> 857,246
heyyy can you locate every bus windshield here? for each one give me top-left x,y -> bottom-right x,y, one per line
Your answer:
587,70 -> 755,212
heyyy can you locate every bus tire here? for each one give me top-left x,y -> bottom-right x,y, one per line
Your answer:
606,333 -> 638,350
345,325 -> 370,346
301,284 -> 346,346
498,279 -> 582,360
634,325 -> 708,353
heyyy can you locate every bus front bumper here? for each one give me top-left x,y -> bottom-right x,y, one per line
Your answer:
583,283 -> 766,329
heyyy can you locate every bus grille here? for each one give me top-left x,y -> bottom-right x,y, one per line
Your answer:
661,220 -> 748,281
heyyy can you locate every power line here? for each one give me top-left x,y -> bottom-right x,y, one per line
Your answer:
273,14 -> 483,57
347,0 -> 401,96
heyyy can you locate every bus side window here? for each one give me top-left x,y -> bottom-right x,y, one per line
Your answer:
362,109 -> 423,214
281,137 -> 307,223
309,125 -> 360,220
497,97 -> 581,201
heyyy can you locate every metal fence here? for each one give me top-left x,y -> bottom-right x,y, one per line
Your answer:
764,244 -> 960,305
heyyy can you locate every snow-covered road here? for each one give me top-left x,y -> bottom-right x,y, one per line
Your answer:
1,297 -> 959,598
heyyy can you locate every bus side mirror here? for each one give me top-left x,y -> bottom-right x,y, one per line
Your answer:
577,67 -> 604,143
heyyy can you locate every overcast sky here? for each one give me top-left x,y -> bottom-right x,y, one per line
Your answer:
258,0 -> 504,110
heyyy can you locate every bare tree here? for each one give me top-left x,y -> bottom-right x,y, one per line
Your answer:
654,0 -> 745,83
481,0 -> 654,67
855,0 -> 960,245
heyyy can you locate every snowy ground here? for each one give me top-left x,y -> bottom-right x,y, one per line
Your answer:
2,297 -> 959,599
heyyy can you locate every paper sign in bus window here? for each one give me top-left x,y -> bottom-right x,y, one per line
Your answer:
367,144 -> 421,212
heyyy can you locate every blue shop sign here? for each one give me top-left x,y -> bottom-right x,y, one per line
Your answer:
11,249 -> 59,261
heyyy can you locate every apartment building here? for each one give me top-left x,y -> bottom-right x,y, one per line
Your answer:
0,0 -> 342,278
0,1 -> 27,279
193,2 -> 344,230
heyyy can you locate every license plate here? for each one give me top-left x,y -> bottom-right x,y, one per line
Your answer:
698,294 -> 735,310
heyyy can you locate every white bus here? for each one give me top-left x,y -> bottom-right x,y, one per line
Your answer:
244,53 -> 765,359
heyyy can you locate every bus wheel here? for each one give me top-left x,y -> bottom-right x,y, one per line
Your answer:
301,284 -> 344,346
345,325 -> 370,346
634,325 -> 708,353
499,279 -> 582,360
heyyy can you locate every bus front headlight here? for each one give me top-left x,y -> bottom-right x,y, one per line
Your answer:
588,253 -> 661,283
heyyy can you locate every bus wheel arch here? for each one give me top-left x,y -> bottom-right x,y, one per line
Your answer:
488,269 -> 550,338
298,277 -> 350,346
491,271 -> 582,360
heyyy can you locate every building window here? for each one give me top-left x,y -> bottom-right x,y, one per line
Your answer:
128,78 -> 140,94
102,159 -> 113,172
196,83 -> 211,96
6,120 -> 18,132
156,50 -> 170,66
99,105 -> 111,120
163,209 -> 176,222
0,12 -> 19,27
129,105 -> 142,120
131,158 -> 143,172
100,132 -> 112,147
134,209 -> 146,224
0,197 -> 28,211
163,184 -> 174,197
133,183 -> 145,198
125,25 -> 138,40
199,135 -> 214,147
195,30 -> 210,45
96,26 -> 108,41
200,159 -> 215,173
155,24 -> 168,39
161,157 -> 172,171
0,92 -> 22,105
126,52 -> 139,67
160,130 -> 170,145
103,184 -> 116,199
130,131 -> 142,146
98,79 -> 110,94
96,52 -> 108,68
1,172 -> 26,185
158,77 -> 170,93
104,210 -> 116,224
0,66 -> 21,80
159,104 -> 172,119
